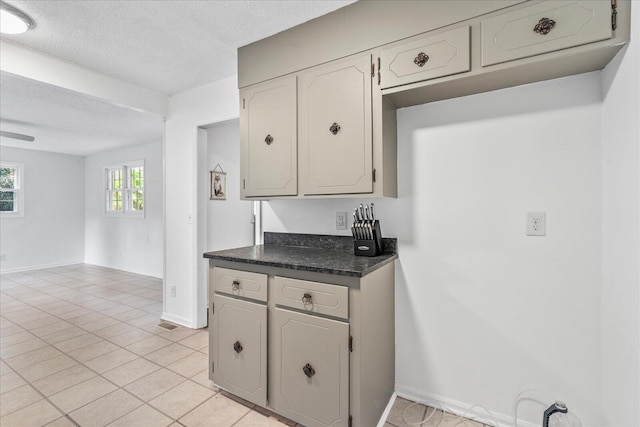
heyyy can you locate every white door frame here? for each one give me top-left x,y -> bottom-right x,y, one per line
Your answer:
191,115 -> 261,328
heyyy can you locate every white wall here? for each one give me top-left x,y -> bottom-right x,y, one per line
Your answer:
601,4 -> 640,426
263,72 -> 612,426
84,140 -> 163,278
164,76 -> 238,328
205,120 -> 254,252
0,147 -> 85,272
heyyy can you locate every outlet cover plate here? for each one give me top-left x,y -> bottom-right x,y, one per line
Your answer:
336,212 -> 347,230
526,212 -> 546,236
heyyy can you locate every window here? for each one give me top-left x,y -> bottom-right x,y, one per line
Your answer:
0,162 -> 24,217
105,161 -> 144,216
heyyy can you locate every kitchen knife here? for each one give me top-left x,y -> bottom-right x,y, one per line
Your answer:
369,203 -> 376,240
359,204 -> 369,239
363,204 -> 372,239
354,208 -> 362,239
351,211 -> 360,239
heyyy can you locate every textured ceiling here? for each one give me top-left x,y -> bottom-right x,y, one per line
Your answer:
2,0 -> 355,95
0,71 -> 165,156
0,0 -> 355,156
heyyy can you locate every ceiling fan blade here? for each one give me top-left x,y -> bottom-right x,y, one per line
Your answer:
0,131 -> 35,142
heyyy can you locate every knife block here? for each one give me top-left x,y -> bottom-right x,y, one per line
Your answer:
354,221 -> 384,257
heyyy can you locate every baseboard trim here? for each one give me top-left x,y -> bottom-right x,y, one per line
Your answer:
0,260 -> 83,274
83,261 -> 162,279
161,312 -> 198,329
376,392 -> 397,427
395,385 -> 538,427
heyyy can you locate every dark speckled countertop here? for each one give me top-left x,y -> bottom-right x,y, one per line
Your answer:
203,232 -> 397,277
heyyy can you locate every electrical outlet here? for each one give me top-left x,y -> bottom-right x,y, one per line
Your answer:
170,286 -> 176,297
526,212 -> 546,236
336,212 -> 347,230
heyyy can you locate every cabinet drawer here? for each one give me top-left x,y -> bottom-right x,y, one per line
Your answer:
212,267 -> 267,302
274,308 -> 349,427
211,294 -> 267,406
274,276 -> 348,320
481,1 -> 612,67
380,26 -> 470,90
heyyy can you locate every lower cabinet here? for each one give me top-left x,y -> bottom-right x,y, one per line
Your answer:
209,262 -> 395,427
274,308 -> 350,427
211,294 -> 267,406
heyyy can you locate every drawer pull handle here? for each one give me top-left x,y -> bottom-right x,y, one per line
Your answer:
234,341 -> 243,353
414,52 -> 430,67
302,293 -> 312,305
265,134 -> 274,145
329,122 -> 341,135
303,363 -> 315,378
533,17 -> 556,35
231,280 -> 240,290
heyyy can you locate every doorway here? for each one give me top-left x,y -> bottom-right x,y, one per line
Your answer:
196,119 -> 259,327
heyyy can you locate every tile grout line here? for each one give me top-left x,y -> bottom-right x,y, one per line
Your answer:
3,309 -> 210,420
0,265 -> 200,425
2,267 -> 167,357
2,266 -> 229,426
2,270 -> 161,329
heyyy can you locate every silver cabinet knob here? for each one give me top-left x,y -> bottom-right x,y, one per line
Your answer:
302,293 -> 312,305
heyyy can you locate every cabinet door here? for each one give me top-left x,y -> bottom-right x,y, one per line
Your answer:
481,1 -> 612,67
274,308 -> 349,427
211,294 -> 267,406
241,75 -> 297,197
299,54 -> 373,195
380,26 -> 470,90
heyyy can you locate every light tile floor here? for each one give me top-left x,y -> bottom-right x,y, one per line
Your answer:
1,265 -> 485,427
384,397 -> 489,427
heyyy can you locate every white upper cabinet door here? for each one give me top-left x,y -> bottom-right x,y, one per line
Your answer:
380,26 -> 471,90
481,1 -> 613,67
299,54 -> 373,195
241,75 -> 297,197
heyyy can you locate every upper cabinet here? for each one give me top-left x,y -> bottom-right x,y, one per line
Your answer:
481,1 -> 613,67
299,54 -> 373,196
241,53 -> 397,200
238,0 -> 630,199
380,26 -> 471,90
240,76 -> 297,198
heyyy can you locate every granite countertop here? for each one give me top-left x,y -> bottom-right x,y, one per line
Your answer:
203,232 -> 397,278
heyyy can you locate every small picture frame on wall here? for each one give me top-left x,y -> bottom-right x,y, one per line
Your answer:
210,164 -> 226,200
